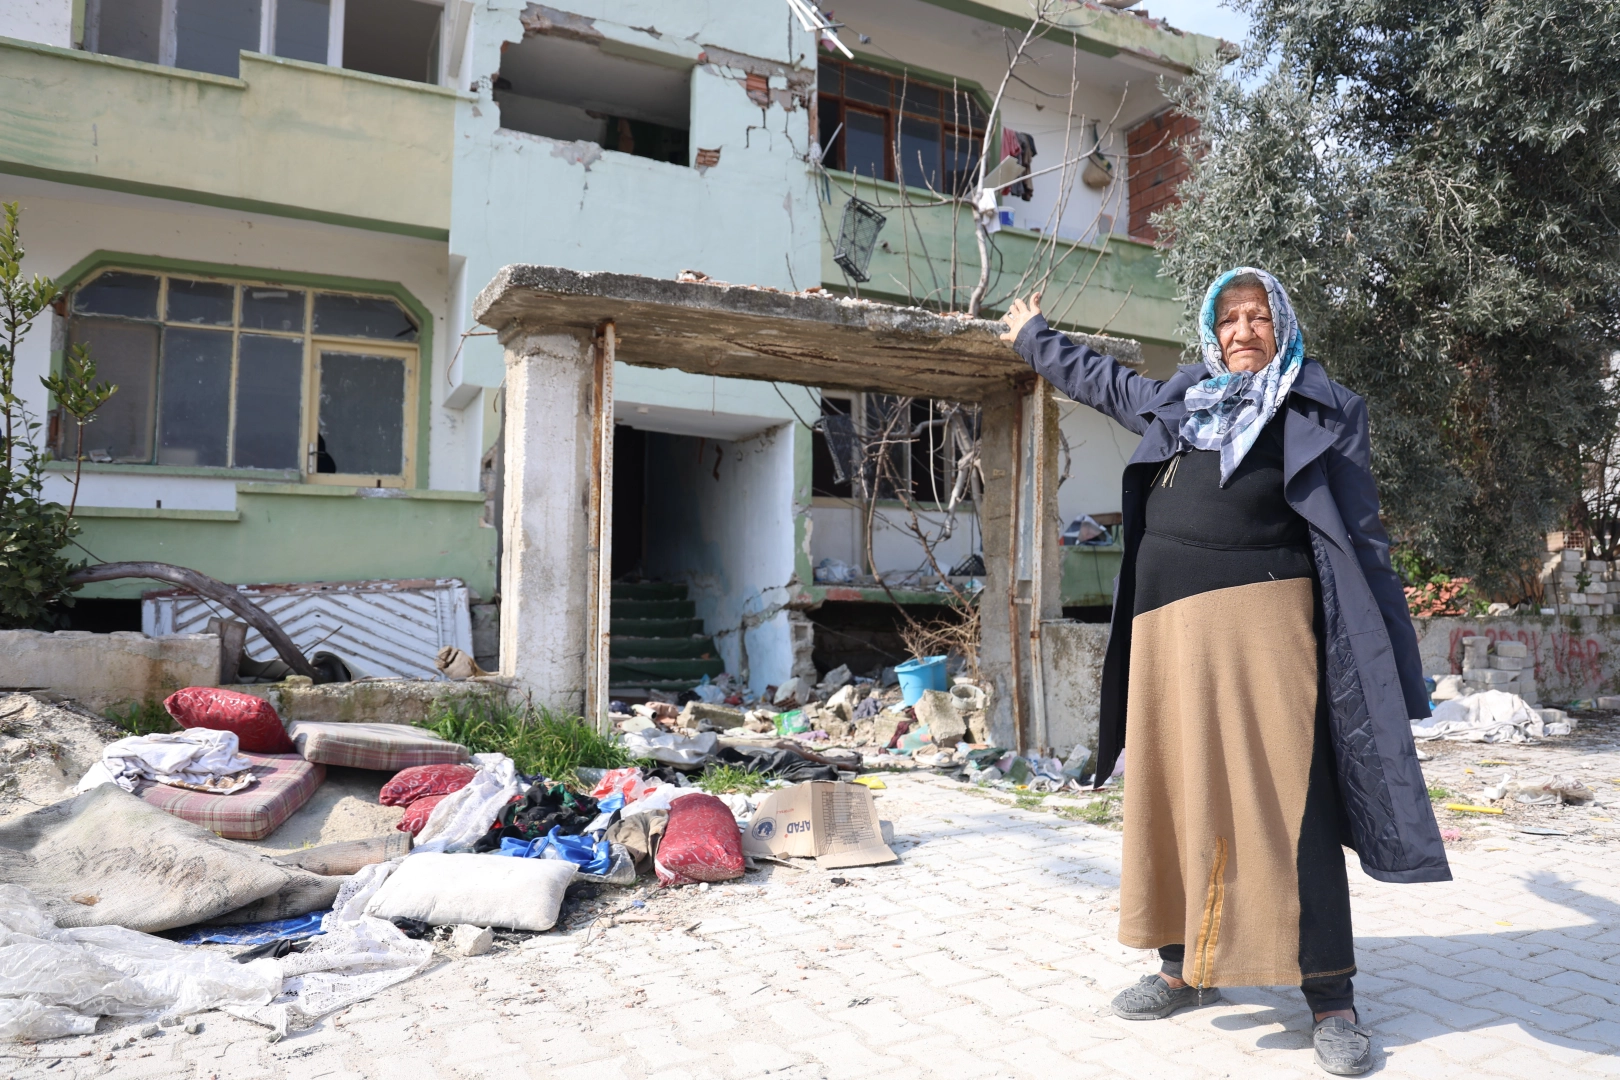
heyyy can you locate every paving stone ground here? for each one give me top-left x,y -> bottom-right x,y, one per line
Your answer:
6,730 -> 1620,1080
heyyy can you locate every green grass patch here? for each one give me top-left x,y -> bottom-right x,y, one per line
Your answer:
1427,786 -> 1451,801
696,763 -> 769,795
425,693 -> 629,784
106,699 -> 177,736
1013,793 -> 1046,811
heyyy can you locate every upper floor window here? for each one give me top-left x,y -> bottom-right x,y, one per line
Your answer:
817,60 -> 987,195
83,0 -> 445,84
60,269 -> 419,485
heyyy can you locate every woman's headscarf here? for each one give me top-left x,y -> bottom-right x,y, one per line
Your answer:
1180,266 -> 1305,485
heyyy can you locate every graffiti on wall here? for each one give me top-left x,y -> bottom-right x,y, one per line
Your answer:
1445,625 -> 1604,689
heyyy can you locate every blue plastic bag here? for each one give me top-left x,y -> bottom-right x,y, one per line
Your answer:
177,911 -> 327,947
496,826 -> 612,875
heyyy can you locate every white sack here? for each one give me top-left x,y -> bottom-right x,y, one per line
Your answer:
365,852 -> 575,932
412,752 -> 522,854
76,728 -> 254,795
0,884 -> 280,1042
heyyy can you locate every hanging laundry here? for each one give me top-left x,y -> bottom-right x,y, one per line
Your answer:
999,128 -> 1037,201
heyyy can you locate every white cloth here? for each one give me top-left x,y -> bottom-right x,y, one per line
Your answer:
1411,690 -> 1549,743
226,860 -> 433,1037
411,752 -> 522,854
76,729 -> 255,795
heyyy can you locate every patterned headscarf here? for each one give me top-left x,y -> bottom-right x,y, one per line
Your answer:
1180,266 -> 1305,485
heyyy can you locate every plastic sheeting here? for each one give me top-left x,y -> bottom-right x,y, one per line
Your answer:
412,753 -> 523,854
226,860 -> 433,1037
0,885 -> 281,1042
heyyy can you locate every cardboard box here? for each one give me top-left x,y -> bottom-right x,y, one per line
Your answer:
743,780 -> 898,869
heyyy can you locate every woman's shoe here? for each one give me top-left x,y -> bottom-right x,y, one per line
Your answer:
1109,974 -> 1221,1019
1312,1015 -> 1372,1075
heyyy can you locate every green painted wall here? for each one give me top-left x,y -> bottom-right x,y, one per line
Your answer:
0,38 -> 455,238
71,484 -> 496,600
820,174 -> 1185,347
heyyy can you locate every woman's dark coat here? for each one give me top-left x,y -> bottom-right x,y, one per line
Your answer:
1016,315 -> 1450,885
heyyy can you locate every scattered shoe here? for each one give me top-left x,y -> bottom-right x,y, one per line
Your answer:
1109,973 -> 1221,1020
1312,1014 -> 1372,1075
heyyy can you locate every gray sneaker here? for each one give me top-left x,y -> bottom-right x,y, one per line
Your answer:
1109,973 -> 1221,1020
1312,1015 -> 1372,1075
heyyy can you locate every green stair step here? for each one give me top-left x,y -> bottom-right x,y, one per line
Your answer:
611,617 -> 705,637
608,657 -> 725,683
611,581 -> 688,600
610,637 -> 717,659
611,598 -> 695,619
607,678 -> 706,694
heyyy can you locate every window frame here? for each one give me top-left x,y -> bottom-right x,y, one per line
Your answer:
82,0 -> 461,84
58,263 -> 423,488
816,58 -> 991,196
810,391 -> 972,511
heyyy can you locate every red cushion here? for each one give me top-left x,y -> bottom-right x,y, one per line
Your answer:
379,763 -> 477,807
397,793 -> 447,836
164,687 -> 293,754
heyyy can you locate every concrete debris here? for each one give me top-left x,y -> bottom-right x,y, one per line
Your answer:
0,693 -> 125,826
450,924 -> 495,956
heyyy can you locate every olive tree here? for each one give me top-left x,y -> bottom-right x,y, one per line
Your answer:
1157,0 -> 1620,597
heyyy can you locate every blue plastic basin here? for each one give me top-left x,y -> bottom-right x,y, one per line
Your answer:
895,654 -> 948,706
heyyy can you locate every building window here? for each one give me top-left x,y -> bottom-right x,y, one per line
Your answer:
60,269 -> 418,484
493,33 -> 691,166
811,393 -> 977,507
816,59 -> 986,194
82,0 -> 448,84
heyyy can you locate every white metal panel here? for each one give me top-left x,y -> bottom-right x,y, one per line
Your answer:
143,579 -> 473,681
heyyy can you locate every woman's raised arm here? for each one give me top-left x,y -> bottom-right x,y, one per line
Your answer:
1002,293 -> 1162,435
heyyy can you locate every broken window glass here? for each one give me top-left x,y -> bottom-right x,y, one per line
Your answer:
91,0 -> 163,63
242,287 -> 306,333
318,351 -> 405,476
234,335 -> 304,470
73,272 -> 160,320
166,279 -> 235,326
63,318 -> 159,462
313,294 -> 417,342
275,0 -> 329,63
157,327 -> 233,467
173,0 -> 262,78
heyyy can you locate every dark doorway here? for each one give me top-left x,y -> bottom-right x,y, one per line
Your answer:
612,424 -> 647,580
806,599 -> 969,679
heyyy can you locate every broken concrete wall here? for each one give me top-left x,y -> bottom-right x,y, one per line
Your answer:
643,425 -> 799,695
0,630 -> 218,713
444,0 -> 821,408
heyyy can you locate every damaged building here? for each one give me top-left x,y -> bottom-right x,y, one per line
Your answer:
1,0 -> 1223,747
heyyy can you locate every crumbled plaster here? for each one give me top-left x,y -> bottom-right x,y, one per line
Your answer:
517,4 -> 602,43
697,44 -> 814,113
549,139 -> 603,170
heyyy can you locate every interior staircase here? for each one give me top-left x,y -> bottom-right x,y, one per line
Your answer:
608,582 -> 724,697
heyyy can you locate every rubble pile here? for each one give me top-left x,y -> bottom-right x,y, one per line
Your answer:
1433,634 -> 1542,704
0,692 -> 125,824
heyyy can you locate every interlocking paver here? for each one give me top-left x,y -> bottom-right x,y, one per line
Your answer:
13,746 -> 1620,1080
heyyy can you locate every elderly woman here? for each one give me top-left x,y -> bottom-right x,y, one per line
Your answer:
1001,269 -> 1449,1077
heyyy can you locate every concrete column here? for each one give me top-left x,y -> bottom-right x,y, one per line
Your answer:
978,386 -> 1020,749
978,383 -> 1065,752
499,330 -> 596,713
